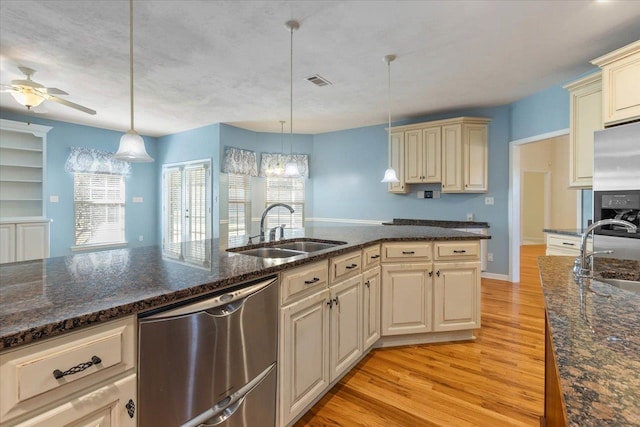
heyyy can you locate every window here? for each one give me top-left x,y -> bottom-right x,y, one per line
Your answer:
74,172 -> 125,247
228,174 -> 251,237
265,177 -> 305,229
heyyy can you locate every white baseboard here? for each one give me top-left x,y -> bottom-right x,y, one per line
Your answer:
481,272 -> 510,282
376,330 -> 476,348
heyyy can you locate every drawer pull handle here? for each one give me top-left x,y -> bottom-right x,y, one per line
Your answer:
370,254 -> 381,259
453,250 -> 467,253
304,277 -> 320,285
562,242 -> 575,246
53,355 -> 102,380
346,263 -> 358,270
402,251 -> 415,255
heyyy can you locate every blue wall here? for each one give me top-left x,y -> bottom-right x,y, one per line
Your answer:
0,110 -> 158,257
312,106 -> 511,275
509,84 -> 569,141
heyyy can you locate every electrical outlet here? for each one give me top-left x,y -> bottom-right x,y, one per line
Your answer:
466,213 -> 474,221
485,197 -> 494,205
50,195 -> 59,203
139,235 -> 144,242
133,197 -> 143,203
487,253 -> 494,262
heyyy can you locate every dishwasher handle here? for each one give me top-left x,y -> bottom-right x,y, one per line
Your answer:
143,277 -> 277,320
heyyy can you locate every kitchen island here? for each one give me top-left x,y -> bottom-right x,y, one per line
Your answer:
0,225 -> 488,349
538,256 -> 640,426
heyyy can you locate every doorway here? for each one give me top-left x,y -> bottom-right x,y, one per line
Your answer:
521,171 -> 550,245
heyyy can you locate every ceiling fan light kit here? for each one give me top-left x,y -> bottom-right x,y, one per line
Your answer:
10,90 -> 45,109
114,0 -> 154,163
381,54 -> 400,184
283,19 -> 301,179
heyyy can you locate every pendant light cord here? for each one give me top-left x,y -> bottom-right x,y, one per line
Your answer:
289,24 -> 293,155
387,58 -> 391,147
129,0 -> 135,131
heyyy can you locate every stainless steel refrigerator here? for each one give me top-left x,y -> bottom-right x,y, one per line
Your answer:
593,121 -> 640,260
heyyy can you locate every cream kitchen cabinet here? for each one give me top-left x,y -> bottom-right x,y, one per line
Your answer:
0,220 -> 50,265
564,72 -> 602,188
329,274 -> 362,382
362,266 -> 381,351
545,233 -> 591,256
387,131 -> 409,194
442,119 -> 490,193
433,261 -> 481,332
0,316 -> 136,426
404,127 -> 442,184
591,40 -> 640,126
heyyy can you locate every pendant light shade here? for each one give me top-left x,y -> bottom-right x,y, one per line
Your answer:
283,20 -> 301,179
114,0 -> 153,163
381,54 -> 399,183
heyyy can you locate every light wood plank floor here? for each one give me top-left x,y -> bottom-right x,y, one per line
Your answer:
296,245 -> 547,426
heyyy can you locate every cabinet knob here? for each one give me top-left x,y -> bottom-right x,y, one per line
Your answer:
436,270 -> 441,277
365,280 -> 371,288
428,271 -> 433,277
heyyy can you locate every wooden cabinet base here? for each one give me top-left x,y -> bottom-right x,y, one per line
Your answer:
544,312 -> 568,427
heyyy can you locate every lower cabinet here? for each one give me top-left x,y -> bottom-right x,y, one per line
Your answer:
0,220 -> 50,264
279,289 -> 331,426
381,263 -> 433,335
329,275 -> 362,382
14,374 -> 137,427
362,267 -> 381,351
433,261 -> 481,331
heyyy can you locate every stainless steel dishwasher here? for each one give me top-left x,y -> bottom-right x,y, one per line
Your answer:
138,276 -> 278,427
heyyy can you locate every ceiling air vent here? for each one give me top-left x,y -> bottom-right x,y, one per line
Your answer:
306,74 -> 332,87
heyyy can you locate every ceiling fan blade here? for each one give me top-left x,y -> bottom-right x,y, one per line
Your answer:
38,87 -> 68,95
0,84 -> 17,93
11,79 -> 45,89
45,94 -> 96,115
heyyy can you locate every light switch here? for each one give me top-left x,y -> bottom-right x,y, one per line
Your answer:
50,195 -> 59,203
133,197 -> 143,203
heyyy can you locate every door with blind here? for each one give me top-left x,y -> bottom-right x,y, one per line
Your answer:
162,160 -> 212,261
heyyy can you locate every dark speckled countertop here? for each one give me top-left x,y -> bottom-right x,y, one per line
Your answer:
383,218 -> 490,228
0,226 -> 490,350
538,256 -> 640,426
543,228 -> 588,237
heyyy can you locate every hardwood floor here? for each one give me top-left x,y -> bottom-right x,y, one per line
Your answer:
296,245 -> 548,427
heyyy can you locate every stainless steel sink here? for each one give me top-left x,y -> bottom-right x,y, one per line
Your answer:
273,241 -> 344,252
235,247 -> 306,259
597,277 -> 640,294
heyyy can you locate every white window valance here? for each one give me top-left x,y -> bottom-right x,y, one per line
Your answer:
222,147 -> 258,176
65,147 -> 131,176
260,153 -> 309,178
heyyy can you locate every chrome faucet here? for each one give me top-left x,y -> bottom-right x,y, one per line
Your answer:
573,219 -> 637,277
260,203 -> 294,242
269,224 -> 287,241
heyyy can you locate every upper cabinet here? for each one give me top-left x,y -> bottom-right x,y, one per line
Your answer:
388,117 -> 490,194
0,119 -> 51,219
591,40 -> 640,126
563,72 -> 602,188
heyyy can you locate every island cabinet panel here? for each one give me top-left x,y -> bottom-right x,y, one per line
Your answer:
330,250 -> 362,283
433,261 -> 481,331
362,267 -> 381,351
381,242 -> 432,263
592,40 -> 640,126
381,263 -> 433,335
0,316 -> 136,425
362,244 -> 381,270
280,260 -> 329,305
434,241 -> 480,261
329,275 -> 362,382
279,289 -> 331,426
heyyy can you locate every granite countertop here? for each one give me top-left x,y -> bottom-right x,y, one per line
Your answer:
383,218 -> 490,228
0,225 -> 490,350
543,228 -> 588,237
538,256 -> 640,426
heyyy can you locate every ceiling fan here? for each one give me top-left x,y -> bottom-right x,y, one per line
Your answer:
1,66 -> 96,115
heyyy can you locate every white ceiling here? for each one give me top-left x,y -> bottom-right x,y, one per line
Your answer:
1,1 -> 640,137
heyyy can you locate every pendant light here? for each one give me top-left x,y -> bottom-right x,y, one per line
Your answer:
114,0 -> 153,163
283,20 -> 301,178
381,54 -> 399,183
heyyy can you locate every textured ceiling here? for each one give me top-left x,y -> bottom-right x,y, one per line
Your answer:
1,1 -> 640,137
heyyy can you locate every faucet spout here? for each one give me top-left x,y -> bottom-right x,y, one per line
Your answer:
260,203 -> 295,242
574,219 -> 637,277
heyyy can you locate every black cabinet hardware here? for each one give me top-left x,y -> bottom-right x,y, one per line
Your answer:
53,355 -> 102,380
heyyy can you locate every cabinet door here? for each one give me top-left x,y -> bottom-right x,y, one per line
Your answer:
362,267 -> 381,351
14,374 -> 136,427
441,124 -> 463,192
463,124 -> 488,192
433,261 -> 481,331
330,275 -> 362,382
16,222 -> 49,261
381,263 -> 433,336
423,127 -> 442,183
279,289 -> 330,426
598,44 -> 640,125
404,129 -> 423,183
388,132 -> 409,193
0,224 -> 16,264
567,74 -> 602,187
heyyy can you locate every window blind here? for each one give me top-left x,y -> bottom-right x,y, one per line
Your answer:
74,172 -> 125,246
186,165 -> 207,242
165,168 -> 183,246
265,177 -> 304,229
228,174 -> 251,236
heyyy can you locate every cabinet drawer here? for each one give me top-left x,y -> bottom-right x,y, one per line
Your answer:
546,234 -> 591,255
280,260 -> 329,305
0,316 -> 136,424
434,241 -> 480,261
381,242 -> 432,262
330,251 -> 362,283
362,245 -> 381,270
